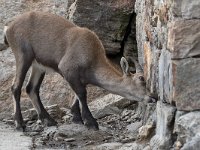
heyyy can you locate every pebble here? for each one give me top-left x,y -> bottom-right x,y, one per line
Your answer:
64,138 -> 75,142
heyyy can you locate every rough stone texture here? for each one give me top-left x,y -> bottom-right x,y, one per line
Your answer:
22,104 -> 65,121
136,0 -> 200,148
167,20 -> 200,59
171,0 -> 200,19
89,94 -> 132,119
158,50 -> 173,104
138,108 -> 156,140
143,41 -> 160,94
172,58 -> 200,111
181,135 -> 200,150
174,112 -> 200,147
159,45 -> 200,109
90,142 -> 123,150
87,142 -> 145,150
69,0 -> 136,55
150,101 -> 176,149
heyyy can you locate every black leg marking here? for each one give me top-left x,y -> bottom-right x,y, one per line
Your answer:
12,58 -> 32,131
67,74 -> 99,130
26,65 -> 57,127
71,97 -> 83,124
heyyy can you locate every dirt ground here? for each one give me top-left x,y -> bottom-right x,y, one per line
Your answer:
1,100 -> 145,150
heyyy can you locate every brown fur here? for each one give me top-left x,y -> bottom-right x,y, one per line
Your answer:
4,11 -> 149,130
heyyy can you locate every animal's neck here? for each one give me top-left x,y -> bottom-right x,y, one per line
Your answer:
92,59 -> 126,96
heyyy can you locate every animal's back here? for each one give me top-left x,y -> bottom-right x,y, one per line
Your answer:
6,11 -> 106,71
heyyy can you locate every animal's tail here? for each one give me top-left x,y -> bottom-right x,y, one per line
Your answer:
0,26 -> 9,51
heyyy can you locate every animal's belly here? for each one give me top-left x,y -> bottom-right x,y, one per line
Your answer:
32,60 -> 56,73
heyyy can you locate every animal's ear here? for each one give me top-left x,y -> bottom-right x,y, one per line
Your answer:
120,57 -> 130,76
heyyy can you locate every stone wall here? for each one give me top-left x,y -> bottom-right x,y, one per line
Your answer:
135,0 -> 200,149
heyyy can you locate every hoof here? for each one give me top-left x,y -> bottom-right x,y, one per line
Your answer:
15,121 -> 26,132
85,120 -> 99,130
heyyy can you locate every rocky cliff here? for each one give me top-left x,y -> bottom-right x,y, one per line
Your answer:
135,0 -> 200,149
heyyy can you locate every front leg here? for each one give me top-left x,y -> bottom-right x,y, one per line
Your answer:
64,73 -> 98,129
71,97 -> 84,124
71,83 -> 98,130
58,57 -> 98,130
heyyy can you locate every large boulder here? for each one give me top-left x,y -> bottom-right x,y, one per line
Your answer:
171,0 -> 200,19
167,20 -> 200,59
68,0 -> 136,55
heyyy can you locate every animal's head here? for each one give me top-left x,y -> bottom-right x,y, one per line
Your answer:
120,57 -> 149,101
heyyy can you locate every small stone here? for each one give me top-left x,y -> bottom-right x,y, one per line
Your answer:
138,125 -> 153,140
64,138 -> 75,142
54,136 -> 64,141
62,115 -> 72,122
26,132 -> 40,136
126,121 -> 142,132
26,120 -> 35,125
2,119 -> 14,125
174,141 -> 182,150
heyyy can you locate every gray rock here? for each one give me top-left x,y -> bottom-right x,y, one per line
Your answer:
89,142 -> 122,150
89,94 -> 131,119
22,108 -> 38,121
174,111 -> 200,145
22,104 -> 65,122
45,104 -> 65,119
118,142 -> 144,150
171,0 -> 200,19
181,135 -> 200,150
64,138 -> 75,142
168,20 -> 200,59
126,121 -> 142,133
150,101 -> 176,150
135,0 -> 200,149
158,49 -> 200,110
138,124 -> 154,140
158,50 -> 173,104
172,58 -> 200,111
69,0 -> 135,55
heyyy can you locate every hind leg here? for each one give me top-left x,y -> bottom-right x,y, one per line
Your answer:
26,65 -> 57,126
12,55 -> 32,131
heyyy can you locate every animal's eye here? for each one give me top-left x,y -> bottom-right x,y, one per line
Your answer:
139,76 -> 145,81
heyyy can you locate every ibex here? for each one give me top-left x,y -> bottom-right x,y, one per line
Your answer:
2,11 -> 152,131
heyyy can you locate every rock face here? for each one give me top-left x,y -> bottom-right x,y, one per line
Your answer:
68,0 -> 136,55
135,0 -> 200,149
150,101 -> 176,149
167,20 -> 200,59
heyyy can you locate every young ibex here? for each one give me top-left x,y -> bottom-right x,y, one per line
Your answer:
3,11 -> 151,131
